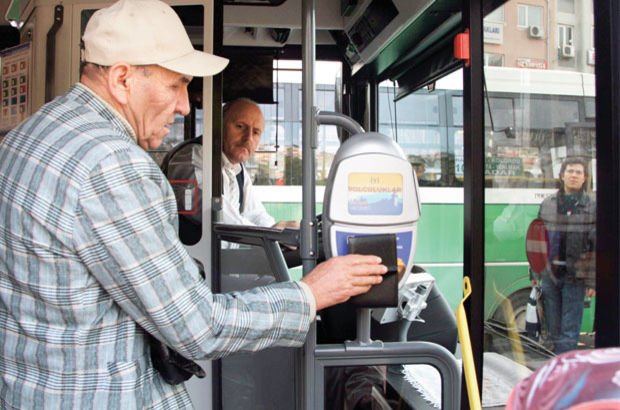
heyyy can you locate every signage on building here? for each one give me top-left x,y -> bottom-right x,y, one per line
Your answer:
455,156 -> 525,177
485,157 -> 524,177
516,58 -> 546,69
483,22 -> 503,44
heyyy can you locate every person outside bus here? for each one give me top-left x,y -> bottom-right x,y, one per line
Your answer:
535,156 -> 596,354
0,1 -> 387,408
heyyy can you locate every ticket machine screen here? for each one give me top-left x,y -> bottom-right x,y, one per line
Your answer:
348,172 -> 403,216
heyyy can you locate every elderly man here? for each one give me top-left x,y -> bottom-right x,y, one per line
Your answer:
219,98 -> 298,228
0,0 -> 386,408
175,98 -> 298,229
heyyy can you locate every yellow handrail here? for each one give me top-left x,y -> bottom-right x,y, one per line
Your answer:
456,277 -> 482,410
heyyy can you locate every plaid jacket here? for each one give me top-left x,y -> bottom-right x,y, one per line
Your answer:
0,84 -> 312,409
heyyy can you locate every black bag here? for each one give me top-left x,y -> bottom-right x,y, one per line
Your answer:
150,336 -> 206,385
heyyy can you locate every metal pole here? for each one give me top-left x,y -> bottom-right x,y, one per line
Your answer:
462,1 -> 485,408
301,0 -> 317,409
300,0 -> 317,275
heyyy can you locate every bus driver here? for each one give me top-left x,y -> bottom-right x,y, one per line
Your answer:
219,98 -> 299,228
0,0 -> 387,408
184,98 -> 299,229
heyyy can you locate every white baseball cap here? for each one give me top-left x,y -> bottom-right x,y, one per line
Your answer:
82,0 -> 228,77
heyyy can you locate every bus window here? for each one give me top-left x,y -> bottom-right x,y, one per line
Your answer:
482,0 -> 597,406
378,26 -> 598,405
379,86 -> 450,186
584,97 -> 596,120
485,96 -> 515,134
243,60 -> 342,226
452,95 -> 464,127
529,98 -> 580,129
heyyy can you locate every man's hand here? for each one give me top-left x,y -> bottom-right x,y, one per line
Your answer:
301,254 -> 387,311
272,220 -> 300,229
272,220 -> 300,249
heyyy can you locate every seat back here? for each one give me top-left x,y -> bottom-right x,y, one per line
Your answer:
161,136 -> 203,245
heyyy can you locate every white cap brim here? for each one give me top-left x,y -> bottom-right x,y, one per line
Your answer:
159,50 -> 229,77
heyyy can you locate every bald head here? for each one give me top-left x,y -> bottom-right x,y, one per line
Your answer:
222,98 -> 265,164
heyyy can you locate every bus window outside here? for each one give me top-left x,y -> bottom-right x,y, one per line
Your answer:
484,1 -> 597,406
162,8 -> 598,402
163,49 -> 597,376
246,57 -> 597,321
248,60 -> 343,224
370,3 -> 597,403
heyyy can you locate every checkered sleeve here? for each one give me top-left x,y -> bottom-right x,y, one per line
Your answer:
72,149 -> 312,359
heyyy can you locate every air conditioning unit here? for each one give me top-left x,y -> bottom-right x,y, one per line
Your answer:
587,49 -> 595,65
528,25 -> 543,38
561,44 -> 575,58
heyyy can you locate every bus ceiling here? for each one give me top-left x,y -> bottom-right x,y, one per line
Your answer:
222,0 -> 508,95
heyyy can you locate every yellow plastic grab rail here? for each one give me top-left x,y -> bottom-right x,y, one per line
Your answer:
456,276 -> 482,410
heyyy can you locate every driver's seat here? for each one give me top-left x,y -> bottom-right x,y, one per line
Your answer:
161,136 -> 203,245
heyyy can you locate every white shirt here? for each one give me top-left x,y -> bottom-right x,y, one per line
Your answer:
221,153 -> 276,227
193,146 -> 275,227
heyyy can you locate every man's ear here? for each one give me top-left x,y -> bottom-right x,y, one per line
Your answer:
107,63 -> 133,105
